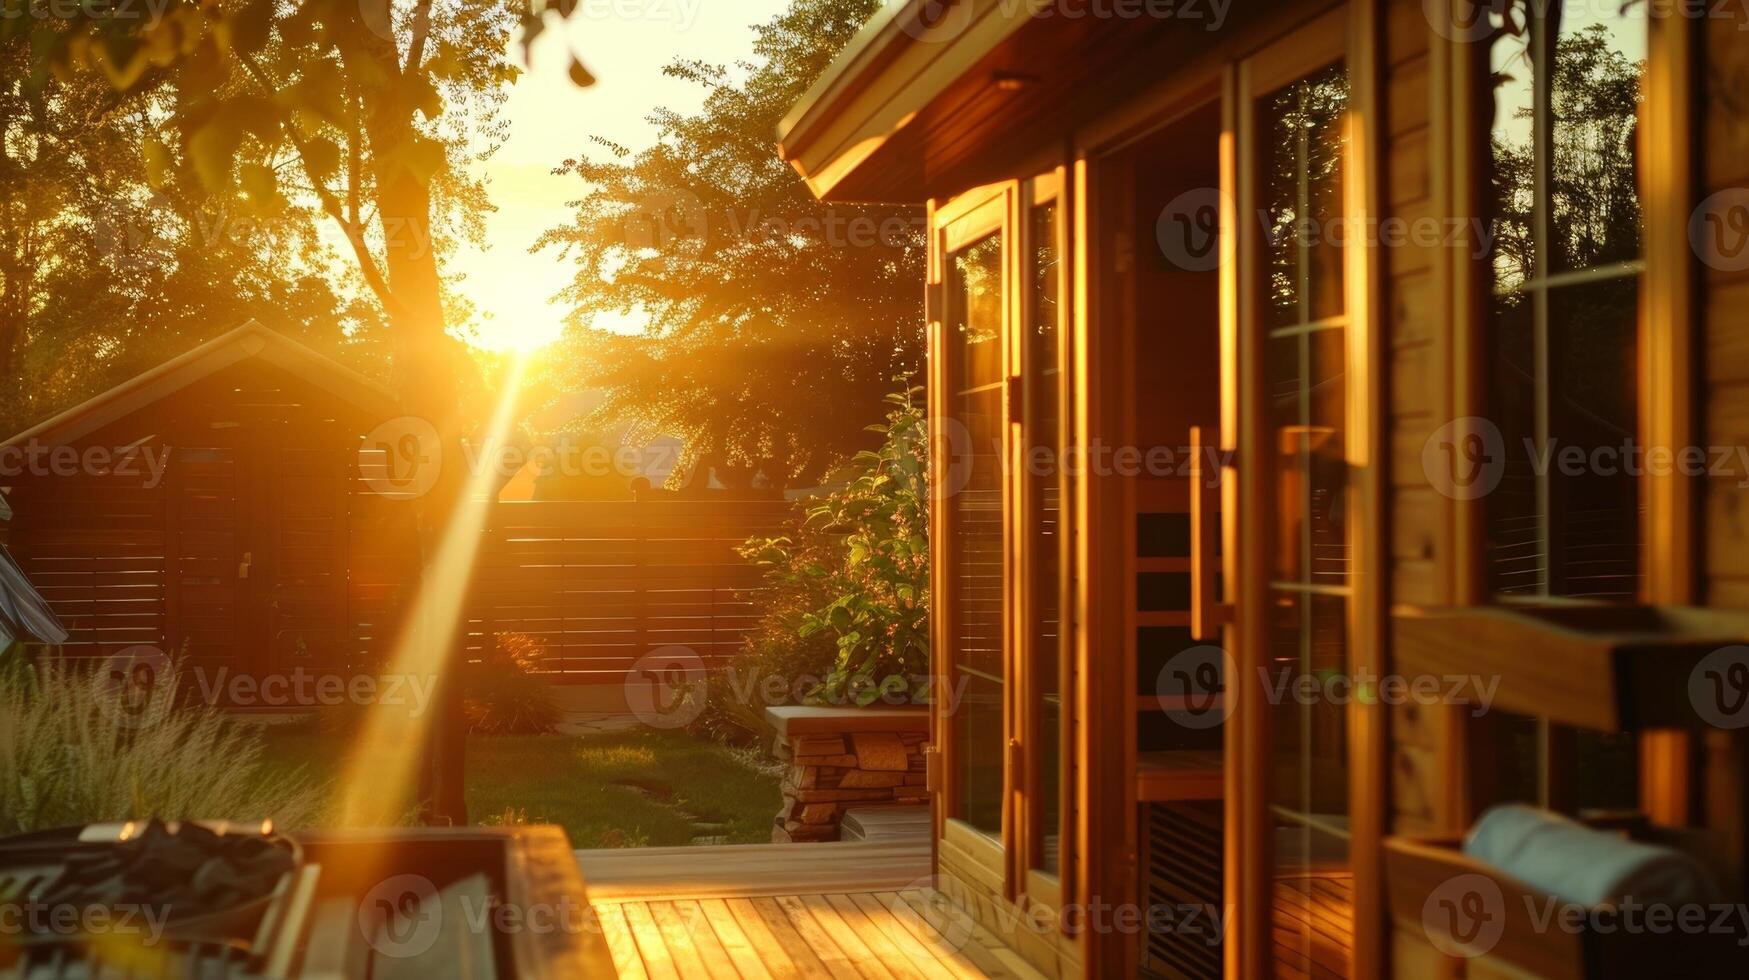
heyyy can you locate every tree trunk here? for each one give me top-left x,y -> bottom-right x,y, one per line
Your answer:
368,125 -> 475,827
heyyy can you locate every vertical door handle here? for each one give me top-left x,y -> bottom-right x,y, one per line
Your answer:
1189,427 -> 1232,640
238,551 -> 252,580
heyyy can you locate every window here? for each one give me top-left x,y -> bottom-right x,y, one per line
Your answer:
949,231 -> 1007,838
1485,0 -> 1647,600
1027,196 -> 1065,877
1482,0 -> 1648,812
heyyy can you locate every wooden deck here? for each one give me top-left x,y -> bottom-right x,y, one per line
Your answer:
577,841 -> 1046,979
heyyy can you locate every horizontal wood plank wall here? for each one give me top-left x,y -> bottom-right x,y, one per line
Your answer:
468,500 -> 791,680
1704,0 -> 1749,607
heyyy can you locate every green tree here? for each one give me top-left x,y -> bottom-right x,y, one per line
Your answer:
738,389 -> 930,707
539,0 -> 924,490
12,0 -> 598,823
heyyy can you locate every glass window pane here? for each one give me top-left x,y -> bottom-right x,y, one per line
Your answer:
955,672 -> 1004,837
1261,64 -> 1349,330
1487,292 -> 1543,595
1484,0 -> 1645,603
1029,200 -> 1063,875
1547,277 -> 1640,599
948,230 -> 1006,838
1488,11 -> 1535,294
956,236 -> 1004,391
1548,2 -> 1645,275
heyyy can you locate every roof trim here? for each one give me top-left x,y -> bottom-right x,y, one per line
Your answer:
775,0 -> 1037,202
3,321 -> 396,450
776,1 -> 920,151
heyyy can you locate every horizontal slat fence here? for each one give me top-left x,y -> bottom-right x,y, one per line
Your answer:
464,499 -> 793,682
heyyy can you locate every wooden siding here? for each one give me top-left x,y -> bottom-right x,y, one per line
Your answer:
1705,1 -> 1749,607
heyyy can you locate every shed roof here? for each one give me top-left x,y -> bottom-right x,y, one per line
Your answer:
3,321 -> 397,450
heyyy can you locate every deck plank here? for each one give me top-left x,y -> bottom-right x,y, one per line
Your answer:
818,895 -> 927,980
591,903 -> 649,980
866,891 -> 991,980
654,900 -> 738,980
646,901 -> 713,978
764,896 -> 864,980
730,896 -> 835,979
580,842 -> 1040,979
894,890 -> 1046,980
783,894 -> 898,980
620,901 -> 683,980
843,892 -> 966,979
698,898 -> 776,980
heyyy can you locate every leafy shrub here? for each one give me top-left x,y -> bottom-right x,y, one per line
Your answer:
463,633 -> 561,735
736,389 -> 930,707
0,663 -> 324,835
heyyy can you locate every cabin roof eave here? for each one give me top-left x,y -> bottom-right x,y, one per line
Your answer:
776,0 -> 1039,204
2,321 -> 397,450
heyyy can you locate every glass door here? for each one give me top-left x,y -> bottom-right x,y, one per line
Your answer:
1233,10 -> 1362,978
934,174 -> 1070,905
1020,173 -> 1069,898
938,190 -> 1010,854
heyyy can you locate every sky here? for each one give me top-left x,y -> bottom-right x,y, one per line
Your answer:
455,0 -> 794,353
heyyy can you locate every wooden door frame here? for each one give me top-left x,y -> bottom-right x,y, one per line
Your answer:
930,181 -> 1015,891
1015,166 -> 1075,916
1229,5 -> 1386,978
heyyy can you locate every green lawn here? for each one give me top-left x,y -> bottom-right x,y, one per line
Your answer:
256,725 -> 782,848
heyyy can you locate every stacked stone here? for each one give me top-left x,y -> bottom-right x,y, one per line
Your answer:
772,729 -> 929,842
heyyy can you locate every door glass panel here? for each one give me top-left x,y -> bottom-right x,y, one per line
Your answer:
1257,59 -> 1355,980
949,231 -> 1006,839
1262,71 -> 1349,330
1484,0 -> 1645,599
1028,200 -> 1063,875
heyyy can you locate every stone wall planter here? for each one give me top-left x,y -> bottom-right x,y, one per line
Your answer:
764,705 -> 930,843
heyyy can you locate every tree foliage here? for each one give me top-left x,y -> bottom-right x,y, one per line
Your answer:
738,389 -> 930,706
539,0 -> 924,489
0,32 -> 386,432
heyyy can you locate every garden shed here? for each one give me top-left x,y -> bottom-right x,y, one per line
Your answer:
0,322 -> 419,698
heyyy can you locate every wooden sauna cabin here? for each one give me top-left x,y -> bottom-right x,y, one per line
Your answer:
778,1 -> 1749,977
0,322 -> 420,699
